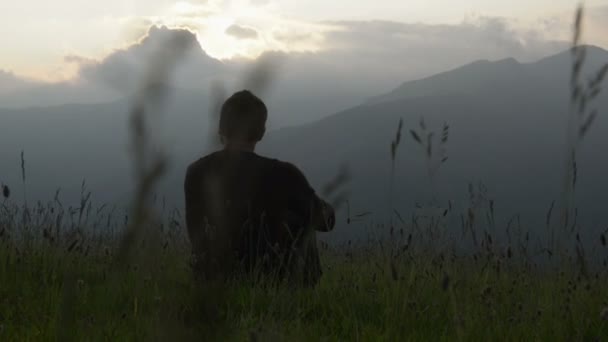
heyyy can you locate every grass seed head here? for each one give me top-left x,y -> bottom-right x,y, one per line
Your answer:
1,184 -> 9,199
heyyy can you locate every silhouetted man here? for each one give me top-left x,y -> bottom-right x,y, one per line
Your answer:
184,90 -> 335,286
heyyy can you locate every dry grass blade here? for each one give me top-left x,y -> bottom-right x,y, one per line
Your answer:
579,109 -> 597,138
322,164 -> 351,211
56,29 -> 196,338
419,117 -> 426,130
322,164 -> 351,198
1,184 -> 9,199
20,151 -> 27,207
559,3 -> 606,240
573,6 -> 583,46
241,53 -> 282,96
441,123 -> 449,144
390,118 -> 403,163
410,130 -> 422,144
20,150 -> 25,184
207,81 -> 227,149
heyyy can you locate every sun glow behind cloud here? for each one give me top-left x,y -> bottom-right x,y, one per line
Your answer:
167,0 -> 329,60
0,0 -> 329,81
0,0 -> 606,82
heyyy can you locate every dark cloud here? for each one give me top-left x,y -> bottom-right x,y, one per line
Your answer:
255,18 -> 570,109
73,18 -> 569,98
225,24 -> 259,40
26,17 -> 572,125
0,70 -> 37,94
247,17 -> 570,126
73,25 -> 226,91
308,18 -> 569,80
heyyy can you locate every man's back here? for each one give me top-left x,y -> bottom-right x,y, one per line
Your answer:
184,150 -> 332,284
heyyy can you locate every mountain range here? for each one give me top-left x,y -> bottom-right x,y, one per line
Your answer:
2,45 -> 608,242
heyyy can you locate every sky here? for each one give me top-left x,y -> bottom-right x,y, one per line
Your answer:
0,0 -> 607,82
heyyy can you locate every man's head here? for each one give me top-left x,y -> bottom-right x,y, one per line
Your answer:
219,90 -> 267,148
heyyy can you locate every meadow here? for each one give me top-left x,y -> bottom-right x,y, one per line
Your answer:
1,189 -> 607,341
2,5 -> 608,341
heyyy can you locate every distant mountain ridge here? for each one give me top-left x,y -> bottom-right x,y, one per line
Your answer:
2,46 -> 608,243
368,45 -> 608,105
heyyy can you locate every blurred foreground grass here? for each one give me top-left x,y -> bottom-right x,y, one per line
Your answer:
1,228 -> 607,341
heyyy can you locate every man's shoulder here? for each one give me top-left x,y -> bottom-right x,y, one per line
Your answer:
186,151 -> 278,173
186,151 -> 223,176
186,151 -> 306,180
274,160 -> 304,176
259,156 -> 298,174
266,159 -> 311,188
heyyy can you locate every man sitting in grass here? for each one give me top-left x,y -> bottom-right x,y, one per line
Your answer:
184,90 -> 335,286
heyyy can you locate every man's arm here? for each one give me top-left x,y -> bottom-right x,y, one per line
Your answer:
311,197 -> 335,232
282,162 -> 336,233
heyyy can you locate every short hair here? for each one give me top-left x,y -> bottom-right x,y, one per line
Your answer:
219,90 -> 267,142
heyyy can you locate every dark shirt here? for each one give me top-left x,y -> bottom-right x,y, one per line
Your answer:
184,150 -> 334,284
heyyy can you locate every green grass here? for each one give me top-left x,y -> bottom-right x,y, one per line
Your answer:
1,229 -> 607,341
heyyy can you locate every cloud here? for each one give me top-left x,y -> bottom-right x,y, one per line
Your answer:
46,16 -> 573,126
225,24 -> 259,40
172,1 -> 218,18
586,5 -> 608,47
309,18 -> 569,79
0,70 -> 38,94
64,55 -> 96,65
234,16 -> 571,126
72,25 -> 226,92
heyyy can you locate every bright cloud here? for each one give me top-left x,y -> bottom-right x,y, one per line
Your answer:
0,0 -> 606,83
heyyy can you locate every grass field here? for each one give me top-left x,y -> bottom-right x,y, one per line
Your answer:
1,199 -> 607,341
